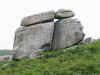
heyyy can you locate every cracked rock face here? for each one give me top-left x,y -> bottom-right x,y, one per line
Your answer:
13,22 -> 54,60
21,11 -> 55,26
52,18 -> 84,49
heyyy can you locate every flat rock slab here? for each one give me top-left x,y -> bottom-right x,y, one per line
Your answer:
55,9 -> 75,19
52,18 -> 84,49
13,22 -> 54,60
21,11 -> 55,26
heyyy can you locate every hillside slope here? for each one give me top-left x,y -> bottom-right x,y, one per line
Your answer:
0,40 -> 100,75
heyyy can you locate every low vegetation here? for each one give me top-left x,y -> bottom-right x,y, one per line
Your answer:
0,40 -> 100,75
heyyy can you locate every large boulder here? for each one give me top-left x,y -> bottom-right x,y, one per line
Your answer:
55,9 -> 75,19
52,18 -> 84,49
21,11 -> 55,26
13,22 -> 54,60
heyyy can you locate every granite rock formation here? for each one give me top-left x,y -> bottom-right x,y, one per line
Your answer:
13,9 -> 85,60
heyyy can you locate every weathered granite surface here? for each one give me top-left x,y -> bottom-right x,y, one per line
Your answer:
52,18 -> 84,49
21,11 -> 55,26
13,22 -> 54,60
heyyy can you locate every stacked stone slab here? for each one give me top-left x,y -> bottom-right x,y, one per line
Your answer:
55,9 -> 75,19
21,11 -> 55,26
13,9 -> 85,60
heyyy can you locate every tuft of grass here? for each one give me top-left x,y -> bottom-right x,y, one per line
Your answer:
0,40 -> 100,75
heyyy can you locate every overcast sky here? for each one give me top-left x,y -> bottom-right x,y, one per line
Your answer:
0,0 -> 100,49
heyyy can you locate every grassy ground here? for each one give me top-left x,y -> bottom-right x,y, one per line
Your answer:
0,40 -> 100,75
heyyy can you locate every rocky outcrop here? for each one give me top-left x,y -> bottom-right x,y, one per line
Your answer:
13,9 -> 85,60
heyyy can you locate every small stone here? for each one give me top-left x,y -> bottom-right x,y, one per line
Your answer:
82,37 -> 92,44
0,55 -> 12,61
55,9 -> 75,19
